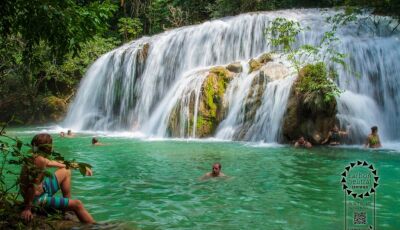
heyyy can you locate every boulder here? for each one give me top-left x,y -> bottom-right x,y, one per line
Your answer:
248,59 -> 262,73
226,62 -> 243,73
281,63 -> 338,144
167,66 -> 234,138
42,96 -> 68,122
257,52 -> 273,64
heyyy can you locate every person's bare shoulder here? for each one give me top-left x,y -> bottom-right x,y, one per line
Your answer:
33,155 -> 48,168
200,172 -> 212,180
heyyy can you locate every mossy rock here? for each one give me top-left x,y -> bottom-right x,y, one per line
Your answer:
209,66 -> 233,80
42,96 -> 67,122
248,59 -> 262,73
167,67 -> 234,138
281,63 -> 338,144
257,53 -> 273,64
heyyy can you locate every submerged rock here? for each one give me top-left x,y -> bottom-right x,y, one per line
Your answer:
281,64 -> 337,144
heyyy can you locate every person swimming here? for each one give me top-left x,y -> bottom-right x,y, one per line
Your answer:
321,125 -> 350,145
91,137 -> 104,146
66,130 -> 75,138
365,126 -> 382,148
294,136 -> 312,148
201,163 -> 226,179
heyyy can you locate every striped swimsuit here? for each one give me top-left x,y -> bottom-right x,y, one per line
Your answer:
34,173 -> 69,209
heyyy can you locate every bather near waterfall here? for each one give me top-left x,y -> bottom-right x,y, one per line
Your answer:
365,126 -> 382,148
63,9 -> 400,145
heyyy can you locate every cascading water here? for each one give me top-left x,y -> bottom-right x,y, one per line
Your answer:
64,9 -> 400,142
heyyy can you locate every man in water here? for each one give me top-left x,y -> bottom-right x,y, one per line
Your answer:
91,137 -> 104,146
294,136 -> 312,148
66,130 -> 75,138
202,163 -> 226,179
321,125 -> 350,145
365,126 -> 382,148
20,133 -> 94,223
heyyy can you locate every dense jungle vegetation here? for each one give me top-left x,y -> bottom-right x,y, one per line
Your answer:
0,0 -> 399,124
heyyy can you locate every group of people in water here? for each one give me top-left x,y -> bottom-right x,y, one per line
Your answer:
19,124 -> 381,224
294,125 -> 382,149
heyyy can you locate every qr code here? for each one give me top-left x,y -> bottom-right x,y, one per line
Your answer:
354,212 -> 366,225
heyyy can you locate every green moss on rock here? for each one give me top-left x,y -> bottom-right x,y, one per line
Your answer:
249,59 -> 262,73
281,62 -> 339,144
257,53 -> 273,64
42,96 -> 67,122
167,66 -> 234,138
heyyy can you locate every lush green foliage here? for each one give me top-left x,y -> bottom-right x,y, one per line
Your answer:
118,17 -> 143,42
265,17 -> 344,105
1,0 -> 399,124
297,62 -> 341,103
0,123 -> 91,228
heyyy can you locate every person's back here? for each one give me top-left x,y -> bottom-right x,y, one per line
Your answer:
20,133 -> 94,223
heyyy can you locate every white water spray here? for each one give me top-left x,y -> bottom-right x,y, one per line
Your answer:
64,9 -> 400,142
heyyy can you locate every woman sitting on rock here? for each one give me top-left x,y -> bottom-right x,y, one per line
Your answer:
20,133 -> 94,224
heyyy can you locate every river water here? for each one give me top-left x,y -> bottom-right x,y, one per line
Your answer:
8,128 -> 400,229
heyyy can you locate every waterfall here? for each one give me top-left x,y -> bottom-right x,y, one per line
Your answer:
64,9 -> 400,142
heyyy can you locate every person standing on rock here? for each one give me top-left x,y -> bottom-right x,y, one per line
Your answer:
321,125 -> 350,146
365,126 -> 382,148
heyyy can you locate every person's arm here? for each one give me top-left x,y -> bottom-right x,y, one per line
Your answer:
321,132 -> 331,145
21,185 -> 35,221
377,136 -> 382,148
200,173 -> 211,180
305,142 -> 312,148
340,125 -> 351,136
364,136 -> 370,148
44,157 -> 93,176
45,159 -> 66,168
294,142 -> 300,148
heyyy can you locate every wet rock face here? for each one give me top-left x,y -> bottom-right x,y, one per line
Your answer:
226,62 -> 243,73
135,43 -> 150,78
167,66 -> 234,138
234,71 -> 269,140
281,64 -> 337,144
249,53 -> 273,73
167,52 -> 287,139
42,96 -> 68,122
